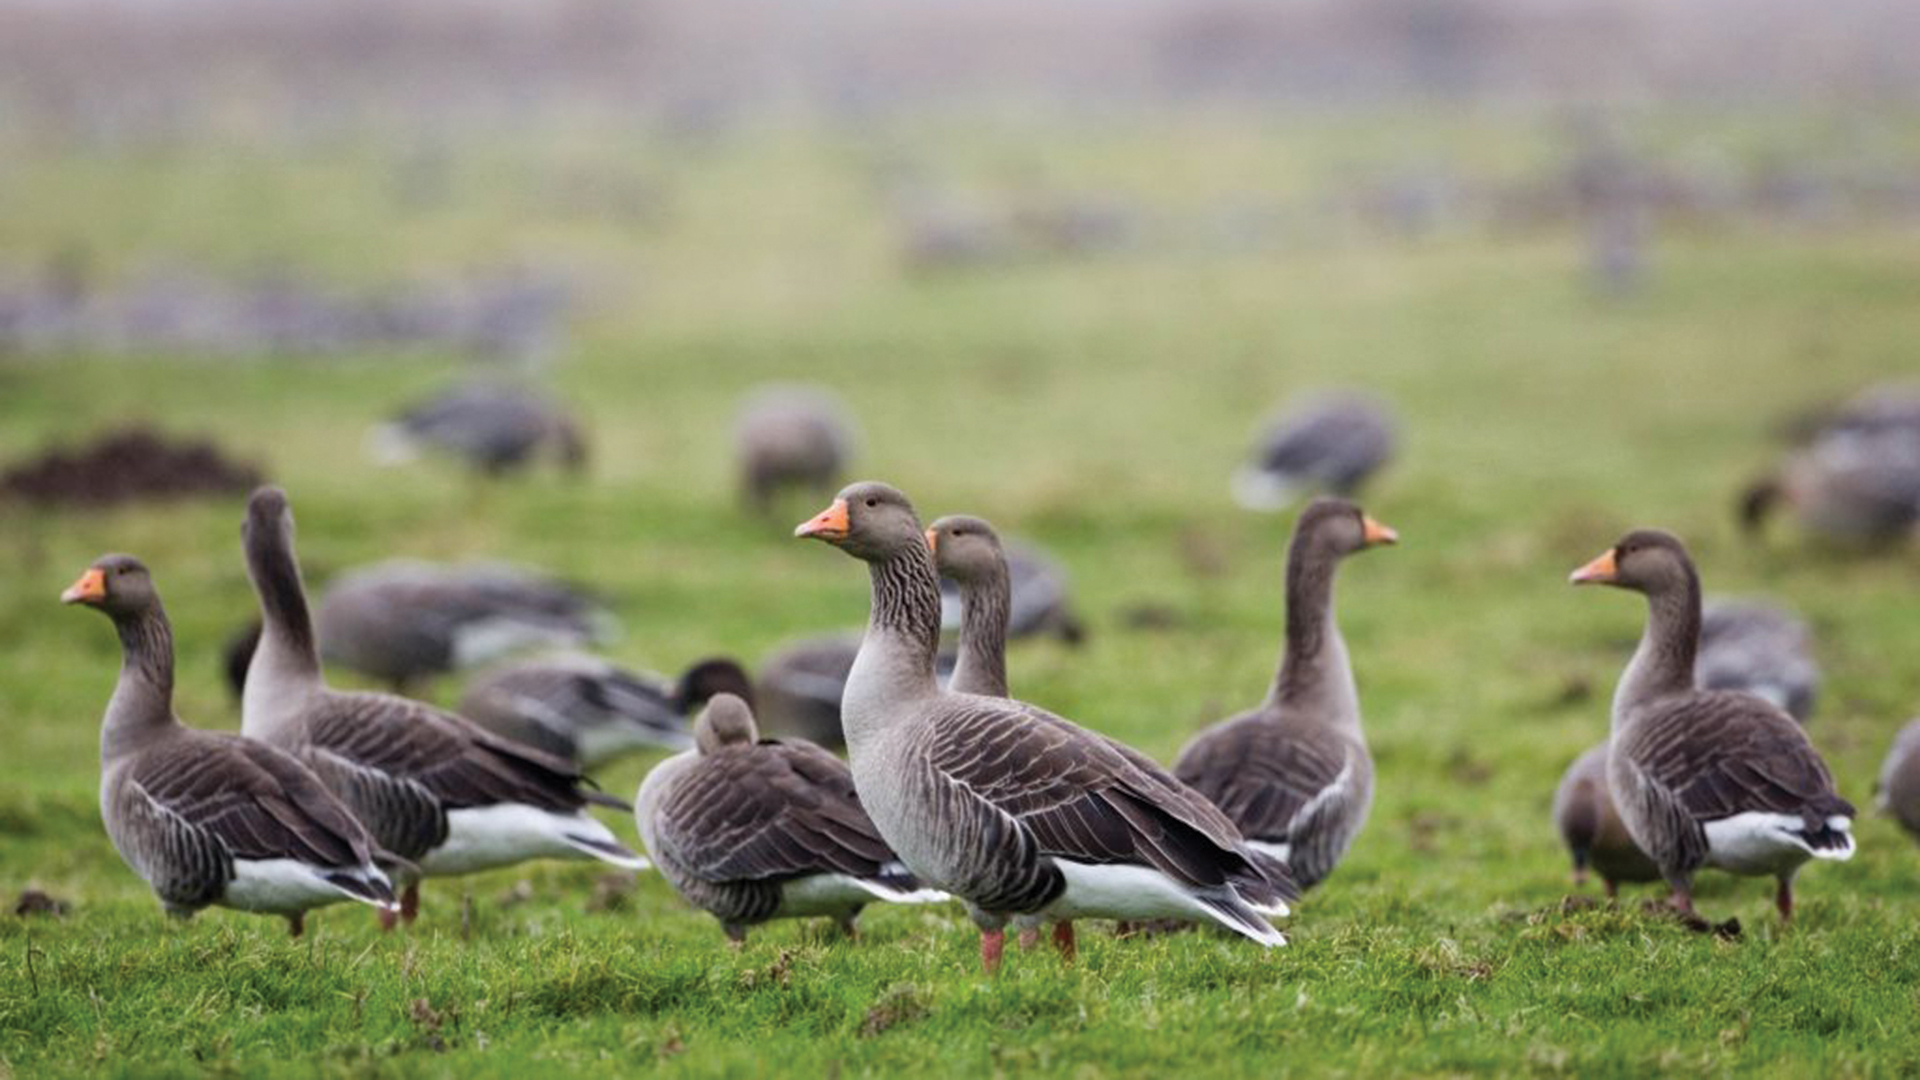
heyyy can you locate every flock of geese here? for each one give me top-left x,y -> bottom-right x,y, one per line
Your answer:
55,381 -> 1920,972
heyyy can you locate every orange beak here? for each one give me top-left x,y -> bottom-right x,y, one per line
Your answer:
924,527 -> 939,554
1569,549 -> 1618,585
1362,516 -> 1399,546
794,499 -> 851,542
61,567 -> 106,605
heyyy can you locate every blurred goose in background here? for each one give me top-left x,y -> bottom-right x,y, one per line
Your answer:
634,693 -> 945,943
64,554 -> 399,935
798,482 -> 1295,972
753,632 -> 956,749
370,382 -> 586,477
225,559 -> 612,696
1552,745 -> 1660,896
735,384 -> 858,514
239,486 -> 646,928
1570,530 -> 1854,924
1878,720 -> 1920,844
457,653 -> 754,768
1781,382 -> 1920,445
938,536 -> 1085,646
1232,392 -> 1398,512
1740,427 -> 1920,547
1173,498 -> 1396,891
1696,597 -> 1819,723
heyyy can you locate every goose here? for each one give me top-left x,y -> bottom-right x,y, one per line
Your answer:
735,384 -> 858,514
1878,720 -> 1920,844
1570,529 -> 1855,922
457,653 -> 753,768
753,633 -> 958,750
63,555 -> 398,935
369,382 -> 586,477
1740,430 -> 1920,547
1697,598 -> 1819,723
1232,392 -> 1398,512
223,559 -> 613,697
239,486 -> 646,926
937,535 -> 1085,646
1172,498 -> 1394,891
796,481 -> 1295,972
1552,745 -> 1660,896
634,693 -> 945,943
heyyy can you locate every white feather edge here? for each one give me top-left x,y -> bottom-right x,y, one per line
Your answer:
419,804 -> 649,876
1701,811 -> 1855,875
1042,860 -> 1286,947
224,858 -> 398,914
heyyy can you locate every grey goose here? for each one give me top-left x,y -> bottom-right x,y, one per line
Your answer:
1551,745 -> 1660,896
64,555 -> 398,935
753,632 -> 957,750
457,652 -> 753,768
735,384 -> 858,515
1740,427 -> 1920,547
937,535 -> 1086,647
1232,392 -> 1398,513
633,693 -> 943,943
369,381 -> 586,477
223,558 -> 612,697
1878,720 -> 1920,844
1173,498 -> 1395,891
1570,529 -> 1854,923
239,486 -> 645,927
797,482 -> 1295,973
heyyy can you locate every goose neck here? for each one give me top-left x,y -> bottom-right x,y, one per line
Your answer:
1612,567 -> 1703,726
1268,541 -> 1355,722
948,565 -> 1010,698
842,545 -> 943,748
102,604 -> 180,761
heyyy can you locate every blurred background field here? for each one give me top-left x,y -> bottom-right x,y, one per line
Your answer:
3,0 -> 1920,1075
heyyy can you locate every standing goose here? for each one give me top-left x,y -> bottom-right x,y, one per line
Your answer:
1570,529 -> 1855,923
1552,745 -> 1660,896
1172,498 -> 1395,890
239,486 -> 646,926
64,555 -> 398,935
1232,392 -> 1398,512
1878,720 -> 1920,843
634,693 -> 944,943
797,482 -> 1294,972
457,653 -> 753,768
370,381 -> 587,477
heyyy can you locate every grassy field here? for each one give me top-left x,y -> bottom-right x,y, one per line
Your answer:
3,110 -> 1920,1077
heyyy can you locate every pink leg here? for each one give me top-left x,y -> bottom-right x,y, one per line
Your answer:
1052,921 -> 1077,964
1670,885 -> 1694,917
379,907 -> 399,932
1604,879 -> 1619,900
980,929 -> 1006,975
1017,927 -> 1040,951
400,884 -> 420,924
1776,878 -> 1794,924
287,913 -> 305,938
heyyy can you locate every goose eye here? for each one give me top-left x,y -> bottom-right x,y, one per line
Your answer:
865,497 -> 877,508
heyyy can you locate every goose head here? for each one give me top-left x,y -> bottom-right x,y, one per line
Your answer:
1295,497 -> 1399,559
1569,529 -> 1694,595
694,692 -> 759,755
61,554 -> 158,618
794,480 -> 926,563
926,514 -> 1005,586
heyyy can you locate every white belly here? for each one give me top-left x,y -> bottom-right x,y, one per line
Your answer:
1702,812 -> 1850,876
420,804 -> 632,877
776,874 -> 879,919
1042,860 -> 1224,922
222,859 -> 358,915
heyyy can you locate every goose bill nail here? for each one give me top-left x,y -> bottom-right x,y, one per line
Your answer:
925,528 -> 938,553
1569,550 -> 1617,585
61,568 -> 106,604
795,499 -> 851,540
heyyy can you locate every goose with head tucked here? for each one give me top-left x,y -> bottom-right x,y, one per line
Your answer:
1171,498 -> 1395,891
1878,720 -> 1920,845
1232,392 -> 1398,512
1570,529 -> 1855,923
457,653 -> 753,768
634,693 -> 945,944
238,486 -> 646,928
64,555 -> 399,935
798,482 -> 1295,972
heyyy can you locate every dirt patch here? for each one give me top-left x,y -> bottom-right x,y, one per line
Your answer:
1,426 -> 262,508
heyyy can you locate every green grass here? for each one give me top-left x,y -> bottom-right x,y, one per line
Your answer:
4,110 -> 1920,1077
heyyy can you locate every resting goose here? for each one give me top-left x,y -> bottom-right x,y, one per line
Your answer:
1552,745 -> 1660,896
1740,431 -> 1920,547
1172,498 -> 1394,890
1232,392 -> 1398,513
1878,720 -> 1920,843
754,633 -> 957,750
1697,597 -> 1819,723
63,555 -> 398,935
239,486 -> 646,926
370,381 -> 586,477
634,693 -> 944,943
1570,529 -> 1855,922
797,482 -> 1295,972
457,653 -> 753,768
735,384 -> 858,515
